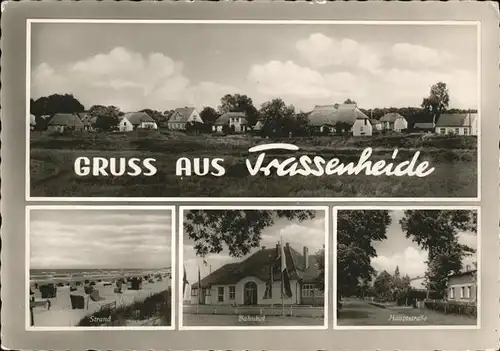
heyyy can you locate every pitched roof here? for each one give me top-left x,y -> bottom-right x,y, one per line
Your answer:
253,120 -> 264,131
192,244 -> 321,289
167,107 -> 196,123
48,113 -> 84,127
380,112 -> 406,123
448,269 -> 477,278
122,112 -> 156,125
413,122 -> 435,129
436,113 -> 477,127
214,112 -> 248,126
307,104 -> 369,127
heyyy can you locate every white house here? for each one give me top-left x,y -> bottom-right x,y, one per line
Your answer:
307,103 -> 372,136
190,244 -> 324,306
118,112 -> 158,132
370,119 -> 383,131
212,112 -> 248,133
380,113 -> 408,132
435,113 -> 478,136
167,107 -> 204,130
30,114 -> 36,130
351,115 -> 373,136
447,268 -> 477,302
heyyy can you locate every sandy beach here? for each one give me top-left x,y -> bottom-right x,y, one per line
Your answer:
30,274 -> 171,327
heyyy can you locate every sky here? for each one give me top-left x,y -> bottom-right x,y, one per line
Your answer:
31,22 -> 478,113
30,210 -> 172,269
182,210 -> 326,299
372,210 -> 478,279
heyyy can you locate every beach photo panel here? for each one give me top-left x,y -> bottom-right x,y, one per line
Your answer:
333,206 -> 481,330
26,205 -> 176,330
179,206 -> 329,330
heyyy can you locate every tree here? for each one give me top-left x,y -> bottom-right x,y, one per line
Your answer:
218,94 -> 259,126
89,105 -> 121,132
259,98 -> 297,137
200,107 -> 219,125
400,210 -> 477,298
421,82 -> 450,124
336,210 -> 391,298
344,98 -> 357,105
183,210 -> 316,258
373,270 -> 394,301
31,93 -> 85,117
314,247 -> 325,292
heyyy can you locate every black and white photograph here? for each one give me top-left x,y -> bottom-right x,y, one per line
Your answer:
27,206 -> 175,329
179,207 -> 327,329
335,207 -> 479,328
28,20 -> 479,199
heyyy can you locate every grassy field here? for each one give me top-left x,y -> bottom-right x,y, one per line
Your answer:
30,130 -> 478,197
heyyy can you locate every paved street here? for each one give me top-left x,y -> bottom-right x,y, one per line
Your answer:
337,299 -> 476,326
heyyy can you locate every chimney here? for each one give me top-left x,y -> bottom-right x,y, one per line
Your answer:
303,247 -> 309,269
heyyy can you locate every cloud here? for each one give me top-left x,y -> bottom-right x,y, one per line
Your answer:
391,43 -> 454,68
31,47 -> 236,111
30,210 -> 172,269
372,246 -> 428,278
247,60 -> 360,103
295,33 -> 382,74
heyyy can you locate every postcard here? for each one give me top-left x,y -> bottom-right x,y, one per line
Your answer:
1,1 -> 498,351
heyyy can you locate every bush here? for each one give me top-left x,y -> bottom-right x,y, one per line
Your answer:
77,289 -> 172,326
424,300 -> 476,318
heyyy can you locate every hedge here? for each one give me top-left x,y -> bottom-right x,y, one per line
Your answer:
424,299 -> 476,318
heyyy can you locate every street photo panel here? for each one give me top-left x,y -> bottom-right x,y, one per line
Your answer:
28,21 -> 479,199
335,207 -> 479,328
27,207 -> 174,329
180,207 -> 328,329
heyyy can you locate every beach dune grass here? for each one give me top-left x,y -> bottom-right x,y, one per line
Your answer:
30,131 -> 478,198
77,289 -> 171,327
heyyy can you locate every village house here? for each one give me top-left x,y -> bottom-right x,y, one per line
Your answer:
118,112 -> 158,132
212,112 -> 249,133
167,107 -> 204,130
190,243 -> 324,306
47,113 -> 85,132
447,267 -> 477,302
435,112 -> 478,136
307,103 -> 372,136
379,112 -> 408,132
78,112 -> 97,131
30,114 -> 36,130
370,119 -> 383,132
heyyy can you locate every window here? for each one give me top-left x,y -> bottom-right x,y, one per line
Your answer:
218,287 -> 224,302
191,288 -> 198,296
466,286 -> 471,299
302,284 -> 314,298
461,286 -> 465,298
450,287 -> 455,299
439,128 -> 446,135
464,128 -> 468,135
229,286 -> 236,300
455,128 -> 460,135
314,288 -> 324,297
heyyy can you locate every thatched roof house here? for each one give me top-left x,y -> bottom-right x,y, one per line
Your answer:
47,113 -> 84,132
308,103 -> 369,127
119,112 -> 158,132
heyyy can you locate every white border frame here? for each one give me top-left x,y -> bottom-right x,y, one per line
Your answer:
25,205 -> 177,331
178,205 -> 329,331
25,19 -> 481,202
332,205 -> 481,330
